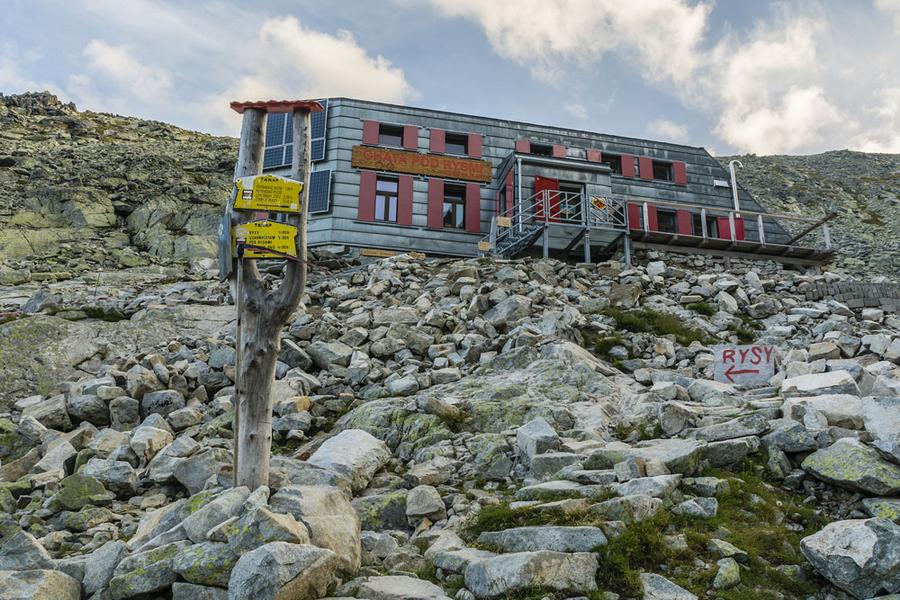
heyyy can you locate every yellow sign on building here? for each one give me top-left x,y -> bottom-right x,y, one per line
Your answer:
233,175 -> 303,213
232,220 -> 298,259
497,216 -> 512,228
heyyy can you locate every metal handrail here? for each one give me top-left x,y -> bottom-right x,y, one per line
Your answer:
480,190 -> 628,255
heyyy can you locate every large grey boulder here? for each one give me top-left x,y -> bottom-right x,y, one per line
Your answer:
308,340 -> 354,369
862,397 -> 900,442
592,494 -> 663,523
464,551 -> 598,598
181,486 -> 251,543
173,447 -> 230,495
800,518 -> 900,599
585,439 -> 705,475
691,412 -> 769,442
515,417 -> 560,463
141,389 -> 185,418
0,529 -> 53,570
22,394 -> 73,431
80,457 -> 138,497
269,484 -> 361,572
802,438 -> 900,496
66,393 -> 110,426
356,575 -> 451,600
483,295 -> 532,327
109,540 -> 191,599
83,540 -> 127,595
406,484 -> 446,524
227,542 -> 338,600
308,429 -> 391,492
640,572 -> 698,599
0,569 -> 81,600
782,394 -> 864,429
477,526 -> 607,552
782,370 -> 860,398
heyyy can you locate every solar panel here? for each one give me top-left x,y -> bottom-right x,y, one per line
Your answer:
262,100 -> 326,170
308,169 -> 331,214
311,139 -> 324,161
263,146 -> 286,170
266,113 -> 286,146
311,99 -> 328,161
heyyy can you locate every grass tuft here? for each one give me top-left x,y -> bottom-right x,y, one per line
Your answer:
599,307 -> 715,346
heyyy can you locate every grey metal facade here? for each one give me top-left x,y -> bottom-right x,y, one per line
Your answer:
266,97 -> 784,257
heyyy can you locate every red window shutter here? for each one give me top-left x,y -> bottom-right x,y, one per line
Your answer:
552,144 -> 566,158
427,178 -> 444,229
403,125 -> 418,150
639,156 -> 654,180
465,183 -> 481,233
398,175 -> 413,226
673,161 -> 687,185
430,129 -> 445,153
716,216 -> 746,240
676,210 -> 693,235
362,120 -> 379,145
627,203 -> 642,230
468,133 -> 483,158
646,204 -> 659,230
505,171 -> 513,215
515,139 -> 530,153
621,154 -> 635,177
586,149 -> 602,162
358,170 -> 376,221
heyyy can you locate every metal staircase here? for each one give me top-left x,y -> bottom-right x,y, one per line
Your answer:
480,189 -> 627,259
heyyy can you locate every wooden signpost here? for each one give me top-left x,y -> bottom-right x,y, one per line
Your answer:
224,99 -> 323,491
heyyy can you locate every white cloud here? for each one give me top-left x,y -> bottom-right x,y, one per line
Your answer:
0,44 -> 62,96
206,16 -> 417,133
426,0 -> 709,84
426,1 -> 900,155
41,6 -> 416,135
647,118 -> 689,141
564,102 -> 589,121
850,86 -> 900,152
875,0 -> 900,30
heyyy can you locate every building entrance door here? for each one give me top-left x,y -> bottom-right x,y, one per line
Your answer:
534,176 -> 560,222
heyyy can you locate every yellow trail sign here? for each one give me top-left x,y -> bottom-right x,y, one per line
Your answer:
234,174 -> 303,213
232,220 -> 298,259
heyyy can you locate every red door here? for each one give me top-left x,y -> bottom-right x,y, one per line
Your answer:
534,176 -> 560,222
716,216 -> 746,240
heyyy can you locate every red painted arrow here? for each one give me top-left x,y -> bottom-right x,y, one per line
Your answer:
724,364 -> 759,383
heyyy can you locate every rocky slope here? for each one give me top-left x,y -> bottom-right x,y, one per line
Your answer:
0,91 -> 899,599
0,92 -> 236,285
719,151 -> 900,277
1,248 -> 899,600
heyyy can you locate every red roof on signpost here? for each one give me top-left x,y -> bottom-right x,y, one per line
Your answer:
229,100 -> 324,114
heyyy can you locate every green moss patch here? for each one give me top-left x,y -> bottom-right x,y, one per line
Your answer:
599,308 -> 715,346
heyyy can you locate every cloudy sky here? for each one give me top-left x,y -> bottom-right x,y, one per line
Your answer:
3,0 -> 899,155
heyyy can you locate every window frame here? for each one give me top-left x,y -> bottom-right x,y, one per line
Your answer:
656,208 -> 678,233
378,123 -> 404,147
603,154 -> 623,175
652,160 -> 674,181
444,132 -> 469,156
442,183 -> 467,230
374,175 -> 400,223
530,143 -> 553,157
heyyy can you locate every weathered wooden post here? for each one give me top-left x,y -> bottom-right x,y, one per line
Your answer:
225,100 -> 321,490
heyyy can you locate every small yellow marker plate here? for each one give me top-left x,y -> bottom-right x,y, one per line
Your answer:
234,175 -> 303,213
497,216 -> 512,228
233,220 -> 298,259
478,240 -> 492,251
